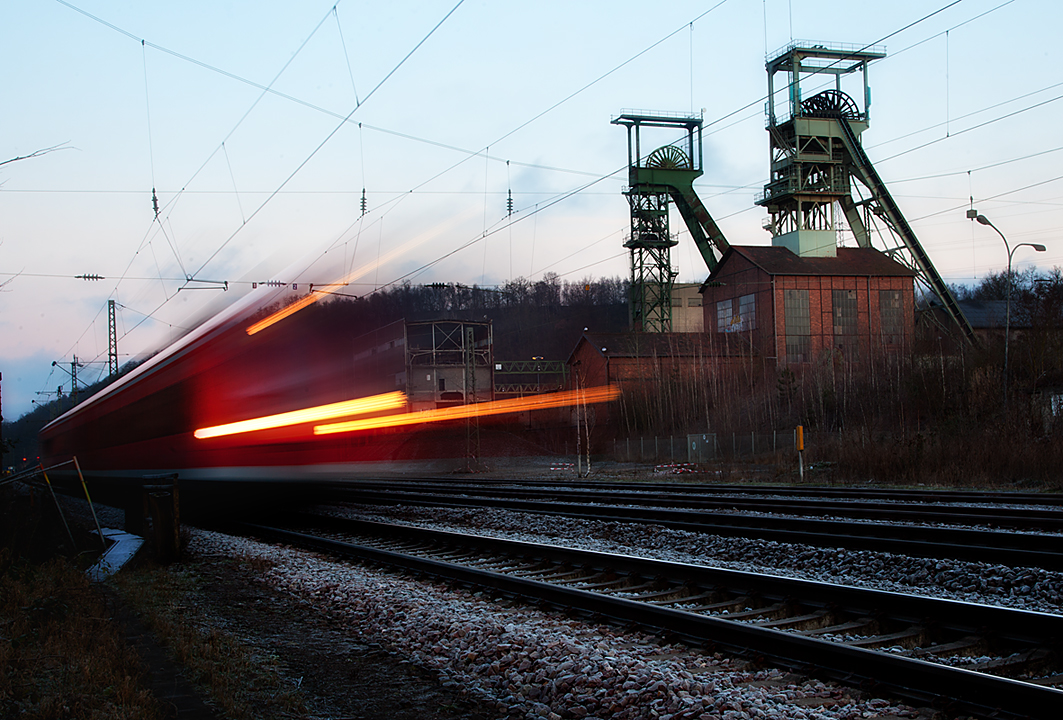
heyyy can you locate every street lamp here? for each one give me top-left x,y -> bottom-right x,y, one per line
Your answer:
969,211 -> 1046,406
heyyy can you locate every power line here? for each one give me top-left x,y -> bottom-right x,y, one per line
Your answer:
43,0 -> 465,389
876,91 -> 1063,164
187,0 -> 466,282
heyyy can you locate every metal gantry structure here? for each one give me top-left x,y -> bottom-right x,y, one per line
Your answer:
612,111 -> 730,332
756,42 -> 975,343
107,299 -> 119,377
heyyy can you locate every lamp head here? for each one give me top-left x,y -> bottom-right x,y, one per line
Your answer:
976,214 -> 991,226
1031,244 -> 1047,252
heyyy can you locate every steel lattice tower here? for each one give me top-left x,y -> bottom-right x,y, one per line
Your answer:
107,299 -> 118,377
625,189 -> 677,332
756,42 -> 974,343
613,112 -> 729,332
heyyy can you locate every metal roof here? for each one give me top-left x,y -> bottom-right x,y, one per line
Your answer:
706,246 -> 917,284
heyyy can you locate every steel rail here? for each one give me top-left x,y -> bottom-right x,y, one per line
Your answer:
240,516 -> 1063,720
321,477 -> 1063,507
326,479 -> 1063,529
320,486 -> 1063,570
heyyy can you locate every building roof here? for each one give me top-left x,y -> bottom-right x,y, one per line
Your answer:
568,331 -> 755,363
955,299 -> 1007,329
925,298 -> 1025,330
704,246 -> 917,285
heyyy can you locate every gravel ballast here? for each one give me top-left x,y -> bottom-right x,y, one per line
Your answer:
331,503 -> 1063,614
188,528 -> 928,719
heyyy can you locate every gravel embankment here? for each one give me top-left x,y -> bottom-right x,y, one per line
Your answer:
56,488 -> 1058,718
190,527 -> 923,720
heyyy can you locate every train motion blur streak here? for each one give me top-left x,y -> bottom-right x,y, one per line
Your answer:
39,285 -> 614,488
245,293 -> 321,335
314,386 -> 619,435
193,391 -> 408,439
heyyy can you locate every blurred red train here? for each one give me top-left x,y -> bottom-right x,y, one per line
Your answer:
39,292 -> 595,497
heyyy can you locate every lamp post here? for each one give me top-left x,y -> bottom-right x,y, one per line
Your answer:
968,211 -> 1046,406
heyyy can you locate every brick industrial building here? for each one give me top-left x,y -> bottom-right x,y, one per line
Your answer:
700,246 -> 916,365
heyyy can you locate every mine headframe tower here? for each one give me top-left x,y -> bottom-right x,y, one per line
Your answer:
612,111 -> 730,332
756,41 -> 974,343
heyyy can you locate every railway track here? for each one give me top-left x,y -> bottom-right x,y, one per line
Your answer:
428,477 -> 1063,508
241,514 -> 1063,720
316,480 -> 1063,570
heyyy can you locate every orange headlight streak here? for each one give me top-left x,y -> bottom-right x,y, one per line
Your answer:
193,391 -> 407,439
313,385 -> 620,436
245,211 -> 481,336
246,292 -> 323,336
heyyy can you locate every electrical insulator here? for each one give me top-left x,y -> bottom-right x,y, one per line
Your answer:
76,274 -> 104,281
361,189 -> 367,216
152,187 -> 160,219
507,189 -> 513,217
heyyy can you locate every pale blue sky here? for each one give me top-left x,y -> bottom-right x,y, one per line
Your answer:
2,0 -> 1060,419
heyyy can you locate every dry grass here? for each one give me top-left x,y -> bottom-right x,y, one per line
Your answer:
607,344 -> 1063,489
2,487 -> 305,720
114,556 -> 307,720
0,551 -> 161,720
812,426 -> 1063,490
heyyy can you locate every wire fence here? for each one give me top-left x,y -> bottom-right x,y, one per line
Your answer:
613,430 -> 802,464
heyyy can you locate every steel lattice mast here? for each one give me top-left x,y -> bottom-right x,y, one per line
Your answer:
612,111 -> 730,332
107,299 -> 118,377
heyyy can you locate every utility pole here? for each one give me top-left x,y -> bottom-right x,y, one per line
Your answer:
108,300 -> 118,377
464,325 -> 480,470
52,357 -> 84,404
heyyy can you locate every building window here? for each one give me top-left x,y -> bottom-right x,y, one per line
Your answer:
687,297 -> 702,307
833,289 -> 858,358
832,290 -> 857,335
784,289 -> 811,362
880,290 -> 903,345
716,294 -> 756,333
737,294 -> 756,332
716,299 -> 733,332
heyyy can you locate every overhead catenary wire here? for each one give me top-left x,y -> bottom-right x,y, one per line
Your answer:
333,4 -> 360,107
380,169 -> 620,291
221,142 -> 246,224
300,0 -> 740,291
187,0 -> 466,283
141,39 -> 159,222
37,0 -> 463,404
26,0 -> 1063,406
60,0 -> 348,356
